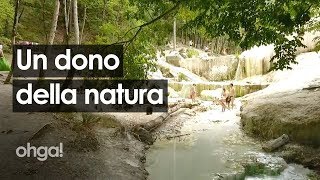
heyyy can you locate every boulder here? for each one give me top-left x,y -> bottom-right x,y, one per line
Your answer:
241,87 -> 320,146
165,51 -> 184,67
240,51 -> 320,146
214,153 -> 288,179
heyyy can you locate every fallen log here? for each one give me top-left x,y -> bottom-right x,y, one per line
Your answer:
141,102 -> 199,131
262,134 -> 289,152
165,133 -> 191,140
132,102 -> 200,144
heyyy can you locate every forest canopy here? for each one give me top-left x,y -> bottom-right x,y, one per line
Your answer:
0,0 -> 319,79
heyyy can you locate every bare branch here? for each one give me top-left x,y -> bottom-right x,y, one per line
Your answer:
111,1 -> 181,46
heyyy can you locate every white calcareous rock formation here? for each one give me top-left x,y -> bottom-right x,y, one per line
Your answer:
240,52 -> 320,146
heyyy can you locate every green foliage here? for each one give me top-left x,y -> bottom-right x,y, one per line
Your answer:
271,35 -> 306,70
0,36 -> 12,52
0,57 -> 11,71
177,72 -> 188,81
243,162 -> 281,176
307,11 -> 320,52
0,0 -> 13,37
5,0 -> 320,76
94,0 -> 174,79
307,172 -> 320,180
186,48 -> 199,58
183,0 -> 318,70
159,66 -> 173,78
313,38 -> 320,51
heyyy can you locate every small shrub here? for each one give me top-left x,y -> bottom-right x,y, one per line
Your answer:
159,66 -> 173,78
177,73 -> 188,81
0,37 -> 11,53
186,48 -> 199,58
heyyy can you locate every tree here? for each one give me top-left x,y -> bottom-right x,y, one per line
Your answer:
184,0 -> 316,70
48,0 -> 60,44
4,0 -> 22,84
0,0 -> 14,38
4,0 -> 319,81
133,0 -> 318,70
73,0 -> 80,44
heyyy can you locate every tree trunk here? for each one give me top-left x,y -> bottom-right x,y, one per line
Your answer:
184,30 -> 187,45
73,0 -> 80,44
48,0 -> 60,45
193,32 -> 196,47
41,0 -> 48,42
67,0 -> 72,35
4,0 -> 21,84
62,0 -> 69,44
211,39 -> 214,53
80,5 -> 87,43
173,17 -> 176,50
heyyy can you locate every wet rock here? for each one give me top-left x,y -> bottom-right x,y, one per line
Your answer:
279,144 -> 320,172
213,153 -> 288,179
213,172 -> 245,180
165,53 -> 183,67
179,55 -> 239,81
242,153 -> 288,176
133,127 -> 155,145
241,88 -> 320,146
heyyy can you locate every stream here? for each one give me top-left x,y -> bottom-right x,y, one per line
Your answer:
146,101 -> 312,180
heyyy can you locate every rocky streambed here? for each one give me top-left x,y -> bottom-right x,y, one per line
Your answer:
145,100 -> 317,180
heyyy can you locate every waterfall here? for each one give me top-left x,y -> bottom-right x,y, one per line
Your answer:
234,45 -> 274,80
234,31 -> 320,81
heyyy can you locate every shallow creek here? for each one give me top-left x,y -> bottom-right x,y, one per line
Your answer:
146,102 -> 312,180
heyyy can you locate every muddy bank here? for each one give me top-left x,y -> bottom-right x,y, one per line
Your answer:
1,119 -> 148,179
0,80 -> 151,179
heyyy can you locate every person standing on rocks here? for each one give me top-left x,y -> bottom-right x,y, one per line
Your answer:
219,87 -> 229,112
190,84 -> 197,103
229,83 -> 235,109
189,40 -> 193,47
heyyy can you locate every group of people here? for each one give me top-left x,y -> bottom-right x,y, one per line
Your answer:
189,83 -> 235,112
219,83 -> 235,112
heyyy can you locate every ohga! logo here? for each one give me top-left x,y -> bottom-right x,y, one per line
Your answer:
16,143 -> 63,161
